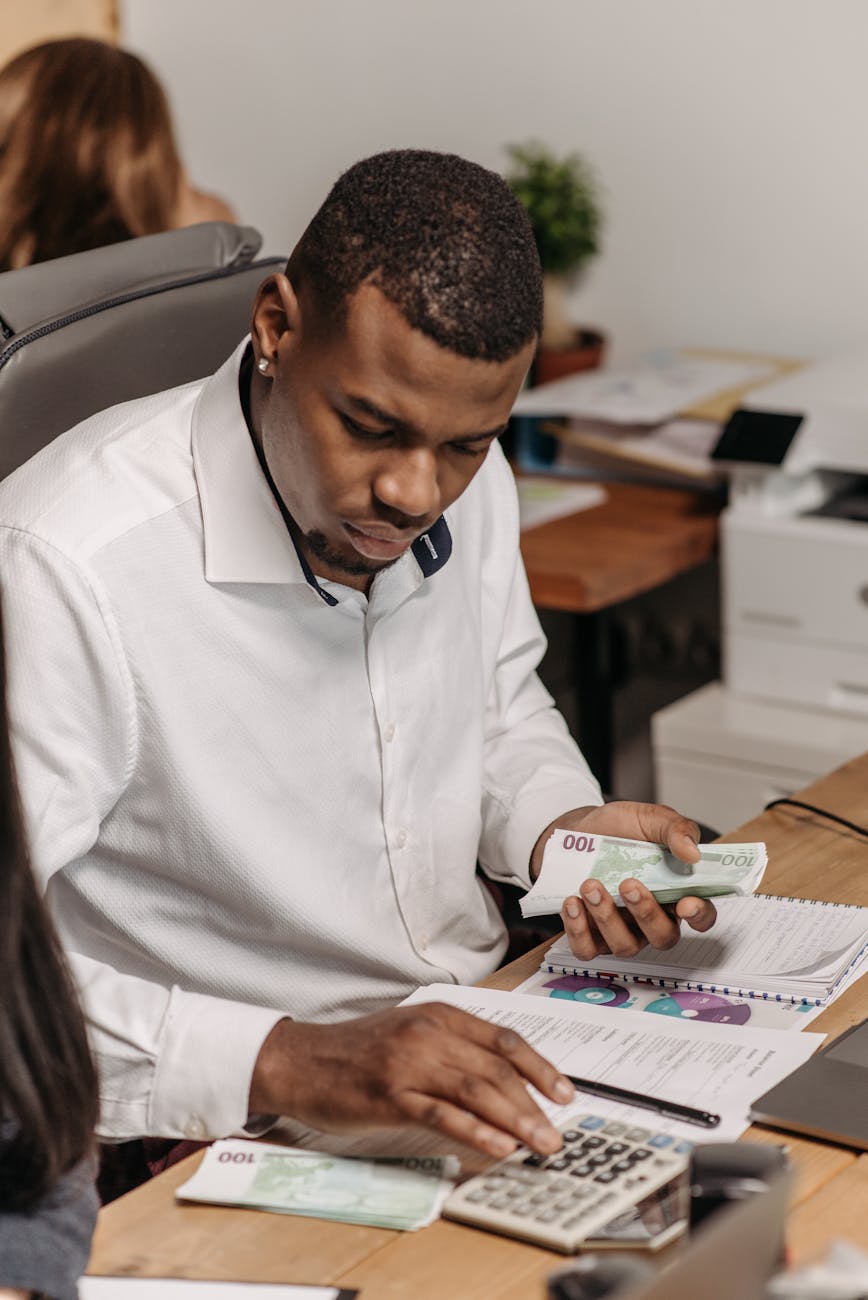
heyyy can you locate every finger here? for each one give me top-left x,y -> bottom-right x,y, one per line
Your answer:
481,1020 -> 575,1111
392,1014 -> 567,1155
667,822 -> 702,864
434,1062 -> 564,1155
631,803 -> 702,864
561,895 -> 609,960
395,1089 -> 527,1159
578,879 -> 648,957
440,1008 -> 575,1114
617,878 -> 681,950
675,896 -> 717,932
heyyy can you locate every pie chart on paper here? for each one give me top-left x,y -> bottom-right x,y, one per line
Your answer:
543,974 -> 634,1008
644,990 -> 752,1025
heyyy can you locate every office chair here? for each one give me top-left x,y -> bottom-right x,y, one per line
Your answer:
0,222 -> 286,479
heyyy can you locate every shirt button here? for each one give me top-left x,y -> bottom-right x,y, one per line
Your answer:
383,723 -> 396,742
185,1115 -> 207,1140
395,828 -> 407,849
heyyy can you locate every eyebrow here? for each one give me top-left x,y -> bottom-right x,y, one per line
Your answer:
345,394 -> 508,444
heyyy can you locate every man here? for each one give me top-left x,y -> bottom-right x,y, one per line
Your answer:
0,150 -> 714,1165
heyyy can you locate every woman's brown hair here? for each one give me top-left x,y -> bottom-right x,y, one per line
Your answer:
0,38 -> 184,270
0,593 -> 99,1210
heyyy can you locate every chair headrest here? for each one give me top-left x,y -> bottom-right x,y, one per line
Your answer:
0,223 -> 286,479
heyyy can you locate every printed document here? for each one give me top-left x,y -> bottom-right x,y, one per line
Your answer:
402,984 -> 821,1144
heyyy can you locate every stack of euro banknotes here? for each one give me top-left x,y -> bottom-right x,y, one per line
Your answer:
520,830 -> 767,918
176,1139 -> 458,1231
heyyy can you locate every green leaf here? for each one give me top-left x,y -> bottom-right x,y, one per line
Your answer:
505,140 -> 603,275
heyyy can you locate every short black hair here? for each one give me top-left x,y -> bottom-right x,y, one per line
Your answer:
288,149 -> 542,362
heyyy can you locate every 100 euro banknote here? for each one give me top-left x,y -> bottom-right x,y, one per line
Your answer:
176,1139 -> 459,1231
520,830 -> 767,918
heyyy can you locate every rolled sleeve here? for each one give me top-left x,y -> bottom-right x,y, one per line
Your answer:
478,462 -> 602,889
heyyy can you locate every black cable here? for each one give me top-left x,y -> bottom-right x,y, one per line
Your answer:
764,797 -> 868,841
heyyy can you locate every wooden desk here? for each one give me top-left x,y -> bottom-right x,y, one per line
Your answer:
89,754 -> 868,1295
519,481 -> 720,789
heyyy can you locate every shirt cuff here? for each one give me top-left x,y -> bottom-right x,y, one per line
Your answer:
499,776 -> 603,890
149,987 -> 288,1140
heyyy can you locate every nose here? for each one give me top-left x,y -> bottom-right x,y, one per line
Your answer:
373,448 -> 440,521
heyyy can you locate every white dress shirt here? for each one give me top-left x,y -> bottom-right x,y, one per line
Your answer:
0,340 -> 601,1141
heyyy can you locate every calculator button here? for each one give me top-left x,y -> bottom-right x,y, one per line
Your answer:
631,1148 -> 652,1161
580,1116 -> 607,1130
602,1122 -> 627,1136
571,1165 -> 594,1178
562,1130 -> 581,1144
489,1195 -> 514,1209
466,1189 -> 488,1203
561,1212 -> 586,1230
582,1135 -> 606,1149
535,1209 -> 560,1223
648,1134 -> 674,1149
548,1157 -> 571,1171
625,1127 -> 650,1142
588,1153 -> 613,1167
674,1141 -> 693,1154
594,1171 -> 618,1184
611,1160 -> 634,1174
523,1152 -> 546,1167
607,1142 -> 629,1155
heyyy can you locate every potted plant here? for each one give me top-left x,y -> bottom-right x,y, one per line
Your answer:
505,141 -> 605,384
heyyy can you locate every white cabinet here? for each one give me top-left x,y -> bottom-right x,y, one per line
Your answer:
652,681 -> 868,833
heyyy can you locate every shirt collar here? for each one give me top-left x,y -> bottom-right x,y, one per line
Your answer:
192,338 -> 453,591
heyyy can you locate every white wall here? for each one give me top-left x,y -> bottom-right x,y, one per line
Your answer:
121,0 -> 868,364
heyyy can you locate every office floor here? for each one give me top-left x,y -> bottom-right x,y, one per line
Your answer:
536,560 -> 721,805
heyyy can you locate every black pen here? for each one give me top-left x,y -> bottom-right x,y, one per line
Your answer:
566,1075 -> 721,1129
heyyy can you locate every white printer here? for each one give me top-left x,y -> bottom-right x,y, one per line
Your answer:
716,350 -> 868,713
653,348 -> 868,830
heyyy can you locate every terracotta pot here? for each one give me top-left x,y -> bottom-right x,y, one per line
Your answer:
533,328 -> 606,386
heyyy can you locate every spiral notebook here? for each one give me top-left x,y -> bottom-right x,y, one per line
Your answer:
540,894 -> 868,1006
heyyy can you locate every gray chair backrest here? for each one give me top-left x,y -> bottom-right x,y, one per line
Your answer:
0,222 -> 286,478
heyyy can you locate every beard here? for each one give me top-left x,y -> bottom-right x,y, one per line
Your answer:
305,529 -> 401,579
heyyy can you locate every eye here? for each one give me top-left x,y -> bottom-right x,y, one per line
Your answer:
339,412 -> 391,442
449,439 -> 493,459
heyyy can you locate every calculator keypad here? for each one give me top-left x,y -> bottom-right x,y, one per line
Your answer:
442,1113 -> 690,1254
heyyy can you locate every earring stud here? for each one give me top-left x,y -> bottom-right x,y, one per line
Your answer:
257,357 -> 270,374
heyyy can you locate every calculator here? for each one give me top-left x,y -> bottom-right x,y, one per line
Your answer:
442,1112 -> 691,1253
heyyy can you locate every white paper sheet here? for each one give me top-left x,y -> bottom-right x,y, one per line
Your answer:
516,477 -> 606,530
512,354 -> 777,423
80,1282 -> 347,1298
401,983 -> 822,1144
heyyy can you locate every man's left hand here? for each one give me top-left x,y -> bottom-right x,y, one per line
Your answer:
530,801 -> 717,959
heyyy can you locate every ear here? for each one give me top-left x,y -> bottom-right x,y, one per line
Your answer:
250,273 -> 302,369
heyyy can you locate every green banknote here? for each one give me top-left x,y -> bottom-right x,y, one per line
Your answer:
520,830 -> 767,918
176,1140 -> 459,1231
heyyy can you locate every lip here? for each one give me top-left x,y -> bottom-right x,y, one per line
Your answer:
344,522 -> 418,561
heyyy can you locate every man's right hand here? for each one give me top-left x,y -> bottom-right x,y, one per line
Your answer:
249,1003 -> 575,1159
